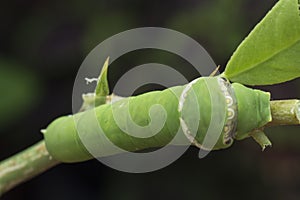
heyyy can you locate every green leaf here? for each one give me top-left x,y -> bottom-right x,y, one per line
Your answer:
224,0 -> 300,85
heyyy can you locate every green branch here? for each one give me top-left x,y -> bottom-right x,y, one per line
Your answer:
0,141 -> 59,196
268,100 -> 300,126
0,99 -> 299,197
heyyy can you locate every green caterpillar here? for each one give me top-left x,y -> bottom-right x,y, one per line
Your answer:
43,0 -> 300,164
44,76 -> 271,163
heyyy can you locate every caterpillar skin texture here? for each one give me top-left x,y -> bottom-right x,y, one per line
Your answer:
44,77 -> 271,163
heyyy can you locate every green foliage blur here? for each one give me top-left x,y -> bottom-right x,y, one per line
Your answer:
1,0 -> 300,199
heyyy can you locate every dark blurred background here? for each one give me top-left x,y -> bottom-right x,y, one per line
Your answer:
1,0 -> 300,199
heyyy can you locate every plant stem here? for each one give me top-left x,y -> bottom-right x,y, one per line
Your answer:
0,99 -> 299,196
0,141 -> 59,196
267,100 -> 300,126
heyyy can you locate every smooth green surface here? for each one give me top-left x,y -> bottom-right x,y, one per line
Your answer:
44,115 -> 92,163
181,78 -> 230,150
44,77 -> 272,163
224,0 -> 300,85
232,83 -> 271,140
44,85 -> 184,162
